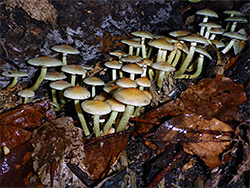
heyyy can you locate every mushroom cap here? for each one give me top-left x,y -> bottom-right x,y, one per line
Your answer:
27,56 -> 63,67
196,8 -> 218,18
18,89 -> 35,98
135,77 -> 151,87
63,86 -> 90,100
2,70 -> 28,77
169,30 -> 190,38
120,55 -> 142,63
148,38 -> 174,51
105,98 -> 125,112
209,28 -> 224,34
121,39 -> 141,48
83,77 -> 105,86
224,17 -> 248,23
142,90 -> 152,100
103,85 -> 120,94
109,50 -> 127,57
105,60 -> 122,69
195,47 -> 212,59
211,40 -> 225,48
50,80 -> 71,90
44,71 -> 67,81
94,92 -> 109,101
131,30 -> 154,39
80,64 -> 93,71
175,42 -> 189,53
81,100 -> 111,115
61,65 -> 87,75
151,61 -> 175,72
116,78 -> 137,88
154,35 -> 178,43
122,63 -> 143,75
222,32 -> 248,40
198,22 -> 222,28
51,44 -> 80,54
113,88 -> 151,107
223,10 -> 243,16
177,34 -> 209,45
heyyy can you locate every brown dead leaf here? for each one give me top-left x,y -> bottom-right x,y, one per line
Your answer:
0,126 -> 31,150
5,0 -> 57,28
84,133 -> 129,180
0,99 -> 56,129
153,114 -> 234,169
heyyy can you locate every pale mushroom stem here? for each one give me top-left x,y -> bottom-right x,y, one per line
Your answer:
161,50 -> 168,61
147,46 -> 153,58
116,105 -> 134,132
209,34 -> 216,40
130,73 -> 135,81
112,69 -> 117,81
221,39 -> 236,54
141,38 -> 147,58
62,53 -> 67,66
71,75 -> 76,86
171,49 -> 182,67
29,66 -> 47,91
136,47 -> 141,56
58,90 -> 66,104
157,70 -> 166,90
200,16 -> 208,36
156,49 -> 163,62
91,86 -> 96,98
103,111 -> 119,134
23,97 -> 28,104
230,22 -> 237,32
128,46 -> 134,55
93,115 -> 101,137
74,99 -> 90,136
174,42 -> 197,77
51,88 -> 60,108
167,50 -> 176,64
7,77 -> 18,89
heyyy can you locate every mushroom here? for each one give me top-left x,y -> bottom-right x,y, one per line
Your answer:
103,98 -> 125,134
198,22 -> 222,39
174,34 -> 209,77
209,28 -> 224,40
81,99 -> 111,137
44,71 -> 67,82
224,16 -> 248,32
121,63 -> 143,80
63,86 -> 91,136
151,61 -> 175,90
27,56 -> 63,91
50,80 -> 71,108
134,90 -> 152,117
51,44 -> 80,66
61,64 -> 87,86
113,88 -> 151,132
2,70 -> 28,89
221,32 -> 248,54
116,77 -> 137,88
104,60 -> 122,81
223,10 -> 243,31
17,89 -> 35,104
131,30 -> 154,58
136,58 -> 153,78
195,8 -> 218,36
121,39 -> 141,55
233,29 -> 247,55
135,77 -> 151,91
83,77 -> 104,98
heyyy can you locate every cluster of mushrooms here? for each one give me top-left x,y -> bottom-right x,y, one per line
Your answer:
2,8 -> 248,138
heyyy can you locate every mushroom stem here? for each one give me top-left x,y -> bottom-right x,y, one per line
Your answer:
128,46 -> 134,55
93,115 -> 101,137
136,47 -> 140,56
221,39 -> 236,54
7,77 -> 18,89
74,99 -> 90,136
230,22 -> 237,32
59,90 -> 66,104
141,37 -> 147,58
130,73 -> 135,81
62,53 -> 67,66
147,46 -> 153,58
103,111 -> 119,134
23,97 -> 28,104
91,86 -> 96,98
116,105 -> 134,132
157,70 -> 165,90
51,88 -> 60,109
200,16 -> 208,36
112,69 -> 117,81
171,49 -> 182,67
71,75 -> 76,86
174,42 -> 197,77
29,66 -> 47,91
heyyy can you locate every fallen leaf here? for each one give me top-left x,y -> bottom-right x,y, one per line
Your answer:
153,114 -> 234,169
0,99 -> 56,129
84,133 -> 129,180
0,126 -> 31,150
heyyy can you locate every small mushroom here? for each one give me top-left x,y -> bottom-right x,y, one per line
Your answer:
116,77 -> 137,88
135,77 -> 151,91
27,56 -> 63,91
83,77 -> 104,98
51,44 -> 80,66
113,88 -> 151,132
2,70 -> 28,89
44,71 -> 67,82
81,100 -> 111,137
121,63 -> 143,80
121,39 -> 141,55
198,22 -> 222,39
61,64 -> 87,86
18,89 -> 35,104
63,86 -> 91,136
224,16 -> 248,32
104,60 -> 122,81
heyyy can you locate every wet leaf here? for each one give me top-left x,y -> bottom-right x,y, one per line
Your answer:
153,115 -> 234,169
0,99 -> 56,129
84,133 -> 129,180
180,75 -> 247,122
0,126 -> 31,150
